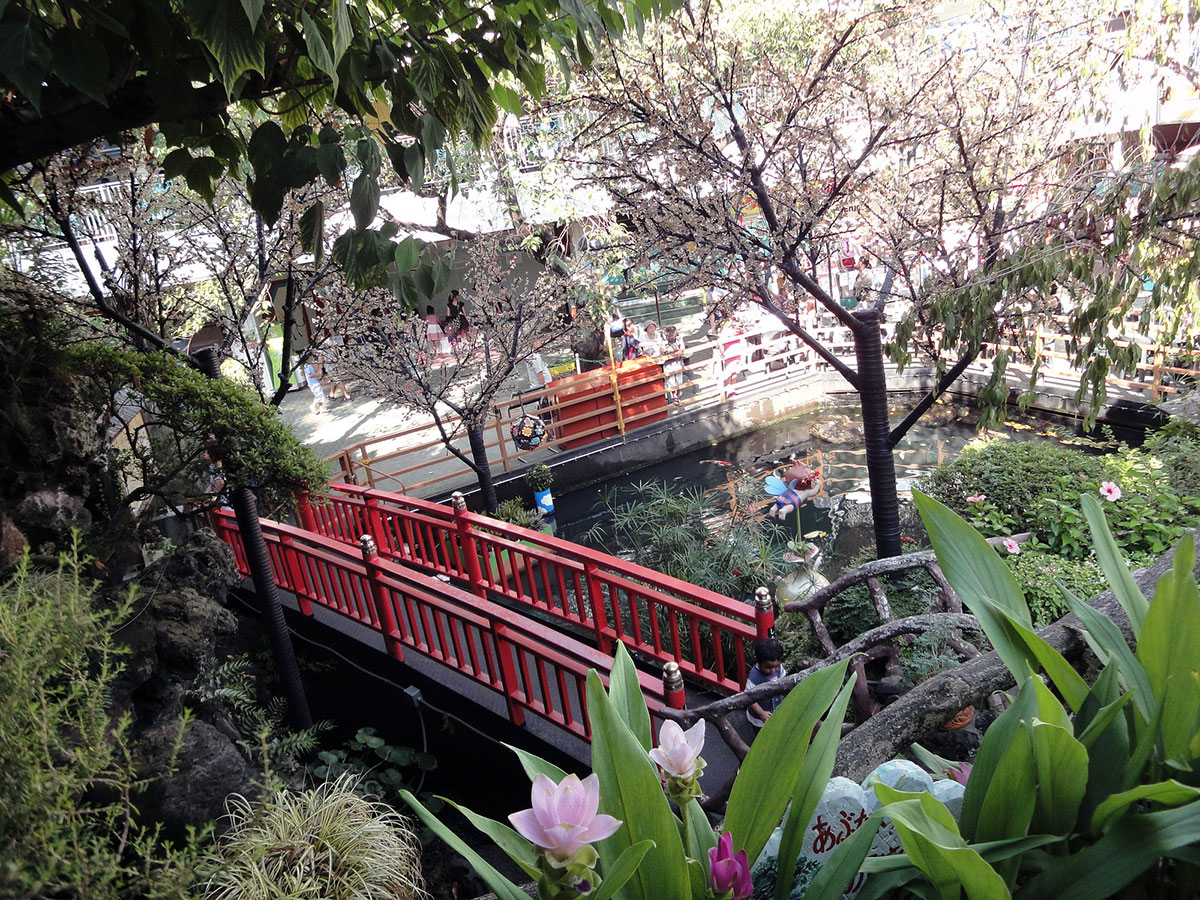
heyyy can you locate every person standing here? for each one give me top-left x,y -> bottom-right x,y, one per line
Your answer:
302,352 -> 325,415
662,324 -> 685,404
445,289 -> 466,344
641,321 -> 663,357
426,305 -> 451,356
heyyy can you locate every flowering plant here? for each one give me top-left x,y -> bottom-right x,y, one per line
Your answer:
401,645 -> 855,900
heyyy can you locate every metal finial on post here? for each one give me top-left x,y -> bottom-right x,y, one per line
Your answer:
451,491 -> 467,512
663,661 -> 686,710
359,534 -> 378,558
754,586 -> 775,639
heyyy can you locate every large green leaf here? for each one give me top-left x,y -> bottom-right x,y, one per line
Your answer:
300,10 -> 338,92
586,671 -> 689,900
960,679 -> 1038,842
1027,719 -> 1088,836
873,786 -> 1009,900
976,596 -> 1088,712
442,798 -> 540,880
681,797 -> 717,862
1081,493 -> 1148,637
913,491 -> 1035,679
725,660 -> 850,869
49,29 -> 110,105
1021,800 -> 1200,900
298,201 -> 326,265
184,0 -> 265,89
607,643 -> 652,751
350,170 -> 380,230
592,840 -> 656,900
399,791 -> 530,900
1068,590 -> 1154,719
1091,780 -> 1200,833
774,673 -> 857,900
1136,537 -> 1200,762
0,24 -> 53,110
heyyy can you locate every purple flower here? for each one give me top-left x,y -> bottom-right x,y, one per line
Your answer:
1002,538 -> 1021,555
966,494 -> 986,503
1100,481 -> 1122,502
649,720 -> 706,779
948,762 -> 972,786
709,832 -> 752,900
509,774 -> 621,866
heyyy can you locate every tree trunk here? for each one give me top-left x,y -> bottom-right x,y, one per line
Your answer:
467,422 -> 499,512
852,307 -> 902,558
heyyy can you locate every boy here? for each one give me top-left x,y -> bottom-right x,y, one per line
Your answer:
746,638 -> 786,728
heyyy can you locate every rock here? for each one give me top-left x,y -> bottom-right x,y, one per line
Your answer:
16,489 -> 91,531
136,529 -> 238,602
151,588 -> 240,674
139,717 -> 257,836
0,512 -> 28,568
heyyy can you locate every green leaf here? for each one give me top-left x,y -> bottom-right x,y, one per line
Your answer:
503,743 -> 567,783
913,491 -> 1035,679
1136,536 -> 1200,761
774,673 -> 856,900
1021,800 -> 1200,900
1027,719 -> 1088,836
592,840 -> 655,900
0,24 -> 53,110
350,171 -> 380,230
960,681 -> 1038,843
411,49 -> 442,101
1091,780 -> 1200,833
607,643 -> 652,752
1081,493 -> 1148,637
1068,592 -> 1154,719
978,597 -> 1088,712
725,660 -> 849,869
873,786 -> 1009,900
682,797 -> 717,861
184,156 -> 223,203
394,236 -> 420,274
586,670 -> 689,900
162,148 -> 195,182
399,791 -> 530,900
49,29 -> 110,105
239,0 -> 264,26
183,0 -> 265,90
494,82 -> 524,116
299,200 -> 326,265
300,11 -> 338,93
330,0 -> 353,65
442,798 -> 540,880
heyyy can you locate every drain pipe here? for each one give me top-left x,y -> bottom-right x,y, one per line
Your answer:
194,348 -> 313,729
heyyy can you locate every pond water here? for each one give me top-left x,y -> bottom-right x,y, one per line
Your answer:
552,393 -> 1118,578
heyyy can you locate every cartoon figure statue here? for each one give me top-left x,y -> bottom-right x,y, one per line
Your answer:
764,460 -> 821,519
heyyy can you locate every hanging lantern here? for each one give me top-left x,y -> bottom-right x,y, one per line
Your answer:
511,414 -> 547,450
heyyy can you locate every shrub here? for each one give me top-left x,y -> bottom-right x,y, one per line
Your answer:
0,548 -> 205,898
1004,550 -> 1107,627
524,463 -> 554,492
917,438 -> 1102,529
203,775 -> 426,900
1143,417 -> 1200,498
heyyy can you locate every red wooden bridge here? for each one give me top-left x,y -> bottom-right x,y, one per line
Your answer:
211,484 -> 774,742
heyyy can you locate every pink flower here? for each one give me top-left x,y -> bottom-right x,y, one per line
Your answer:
649,719 -> 706,779
1002,538 -> 1021,555
1100,481 -> 1122,502
965,494 -> 986,503
709,832 -> 752,900
948,762 -> 972,786
509,773 -> 621,866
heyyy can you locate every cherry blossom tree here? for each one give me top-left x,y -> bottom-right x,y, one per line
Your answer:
335,238 -> 574,511
570,0 -> 1119,556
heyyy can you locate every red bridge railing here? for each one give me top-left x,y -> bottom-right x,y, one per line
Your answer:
296,483 -> 770,693
210,509 -> 671,741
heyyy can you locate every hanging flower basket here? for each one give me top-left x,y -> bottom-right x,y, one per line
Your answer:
511,414 -> 547,450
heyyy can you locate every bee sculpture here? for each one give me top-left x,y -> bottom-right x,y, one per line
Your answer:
764,460 -> 821,519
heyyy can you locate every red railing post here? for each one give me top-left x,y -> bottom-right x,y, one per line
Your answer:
296,491 -> 318,533
492,622 -> 527,726
451,492 -> 489,599
754,586 -> 775,639
663,661 -> 687,710
364,494 -> 390,554
583,560 -> 613,654
359,535 -> 405,661
279,534 -> 313,616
